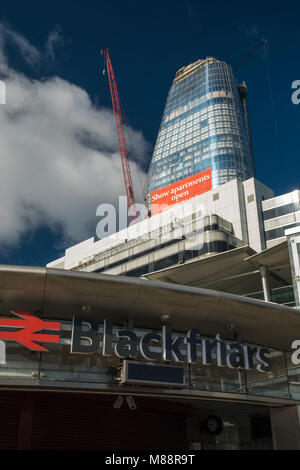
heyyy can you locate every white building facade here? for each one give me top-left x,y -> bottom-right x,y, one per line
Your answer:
48,177 -> 274,275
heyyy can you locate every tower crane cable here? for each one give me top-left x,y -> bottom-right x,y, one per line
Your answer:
229,38 -> 284,173
223,38 -> 267,64
264,42 -> 284,163
234,38 -> 267,72
119,98 -> 147,206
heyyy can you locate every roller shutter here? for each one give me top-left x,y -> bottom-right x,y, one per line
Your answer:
29,392 -> 189,450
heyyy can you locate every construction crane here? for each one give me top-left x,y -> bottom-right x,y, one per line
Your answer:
101,48 -> 136,219
234,38 -> 267,71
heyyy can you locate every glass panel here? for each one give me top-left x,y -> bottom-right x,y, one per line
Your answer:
190,362 -> 246,393
246,350 -> 289,399
0,343 -> 40,380
215,418 -> 240,450
263,202 -> 298,221
286,352 -> 300,400
265,223 -> 298,241
39,342 -> 118,384
38,324 -> 118,385
246,285 -> 295,306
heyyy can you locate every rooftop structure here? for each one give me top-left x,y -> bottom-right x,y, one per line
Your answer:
47,177 -> 273,274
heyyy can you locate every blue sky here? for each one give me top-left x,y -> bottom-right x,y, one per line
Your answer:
0,0 -> 299,267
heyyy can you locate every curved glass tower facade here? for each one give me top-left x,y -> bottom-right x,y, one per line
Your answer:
147,57 -> 255,202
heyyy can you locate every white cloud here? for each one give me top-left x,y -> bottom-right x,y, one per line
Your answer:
0,23 -> 150,249
0,22 -> 40,69
45,24 -> 64,61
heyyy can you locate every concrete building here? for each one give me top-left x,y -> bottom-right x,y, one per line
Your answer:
47,176 -> 274,275
262,190 -> 300,248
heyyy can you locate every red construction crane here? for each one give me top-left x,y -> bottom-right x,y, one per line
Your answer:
101,48 -> 136,219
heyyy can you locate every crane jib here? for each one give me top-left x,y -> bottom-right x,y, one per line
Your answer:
101,49 -> 137,219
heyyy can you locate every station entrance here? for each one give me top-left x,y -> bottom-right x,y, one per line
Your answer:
0,390 -> 273,450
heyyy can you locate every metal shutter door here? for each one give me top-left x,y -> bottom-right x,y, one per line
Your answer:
31,393 -> 189,450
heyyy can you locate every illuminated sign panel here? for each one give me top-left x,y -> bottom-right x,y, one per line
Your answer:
151,168 -> 212,215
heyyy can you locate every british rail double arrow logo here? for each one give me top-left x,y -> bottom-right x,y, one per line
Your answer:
0,311 -> 61,351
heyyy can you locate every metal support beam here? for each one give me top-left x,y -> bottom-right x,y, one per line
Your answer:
270,406 -> 300,449
286,227 -> 300,310
259,265 -> 271,302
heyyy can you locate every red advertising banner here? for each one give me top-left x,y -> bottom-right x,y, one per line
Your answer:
151,168 -> 212,215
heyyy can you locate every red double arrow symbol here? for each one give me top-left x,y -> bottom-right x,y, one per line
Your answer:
0,311 -> 61,351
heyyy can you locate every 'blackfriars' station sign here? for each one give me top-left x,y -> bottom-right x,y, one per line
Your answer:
71,317 -> 272,373
1,311 -> 300,373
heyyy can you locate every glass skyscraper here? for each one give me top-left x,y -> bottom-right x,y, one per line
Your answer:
147,57 -> 255,203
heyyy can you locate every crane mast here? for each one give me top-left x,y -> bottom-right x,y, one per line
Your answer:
101,49 -> 136,218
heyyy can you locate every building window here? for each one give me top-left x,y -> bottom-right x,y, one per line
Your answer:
263,202 -> 300,221
265,223 -> 299,241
